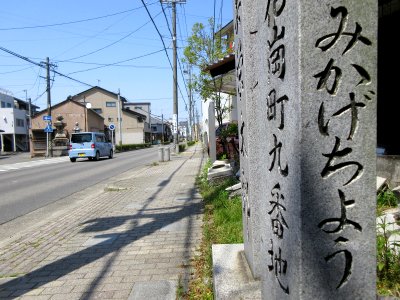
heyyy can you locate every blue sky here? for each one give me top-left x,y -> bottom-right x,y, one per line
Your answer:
0,0 -> 233,121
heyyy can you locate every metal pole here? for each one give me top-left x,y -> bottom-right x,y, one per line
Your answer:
117,89 -> 122,146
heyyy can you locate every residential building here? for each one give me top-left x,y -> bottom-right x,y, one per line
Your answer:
178,120 -> 189,140
0,92 -> 39,152
124,102 -> 152,143
150,116 -> 172,144
30,97 -> 104,157
71,87 -> 147,144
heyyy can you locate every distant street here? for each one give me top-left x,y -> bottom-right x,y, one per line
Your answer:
0,147 -> 160,225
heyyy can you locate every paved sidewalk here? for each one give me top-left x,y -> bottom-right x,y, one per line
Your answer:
0,144 -> 205,299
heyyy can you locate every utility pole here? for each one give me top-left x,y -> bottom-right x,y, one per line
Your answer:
161,114 -> 164,144
23,90 -> 28,151
44,57 -> 52,157
172,0 -> 178,152
149,109 -> 152,144
117,89 -> 123,146
28,98 -> 32,128
161,0 -> 186,152
195,107 -> 200,141
187,65 -> 193,142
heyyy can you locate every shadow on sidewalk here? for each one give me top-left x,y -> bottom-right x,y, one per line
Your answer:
0,147 -> 205,299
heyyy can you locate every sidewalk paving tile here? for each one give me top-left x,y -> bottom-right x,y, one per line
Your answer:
0,145 -> 205,299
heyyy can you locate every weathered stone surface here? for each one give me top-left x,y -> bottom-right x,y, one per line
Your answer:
212,244 -> 261,300
234,0 -> 377,299
207,165 -> 233,182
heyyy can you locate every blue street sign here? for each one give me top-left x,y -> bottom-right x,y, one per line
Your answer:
108,123 -> 115,131
44,124 -> 53,133
43,115 -> 52,121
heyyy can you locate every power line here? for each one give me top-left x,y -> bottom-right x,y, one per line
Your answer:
67,49 -> 167,74
162,3 -> 189,97
0,66 -> 34,75
0,2 -> 159,31
0,46 -> 93,88
159,3 -> 189,110
141,0 -> 188,112
57,12 -> 162,62
141,0 -> 173,70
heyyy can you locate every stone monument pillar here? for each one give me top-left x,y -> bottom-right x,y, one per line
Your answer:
234,0 -> 377,298
52,115 -> 69,157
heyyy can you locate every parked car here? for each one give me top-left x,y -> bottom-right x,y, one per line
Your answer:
69,132 -> 113,162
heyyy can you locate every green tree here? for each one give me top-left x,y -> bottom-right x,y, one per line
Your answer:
183,18 -> 234,156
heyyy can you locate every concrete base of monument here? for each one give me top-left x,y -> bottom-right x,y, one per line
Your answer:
212,244 -> 261,300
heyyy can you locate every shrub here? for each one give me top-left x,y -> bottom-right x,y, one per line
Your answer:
179,144 -> 186,152
187,141 -> 196,146
115,143 -> 151,152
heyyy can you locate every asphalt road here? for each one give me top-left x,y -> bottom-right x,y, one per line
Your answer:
0,147 -> 160,225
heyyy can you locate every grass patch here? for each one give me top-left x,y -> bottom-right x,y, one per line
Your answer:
182,160 -> 242,299
377,189 -> 400,297
377,189 -> 398,215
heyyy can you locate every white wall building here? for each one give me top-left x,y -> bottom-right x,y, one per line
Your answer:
0,92 -> 32,152
201,92 -> 238,144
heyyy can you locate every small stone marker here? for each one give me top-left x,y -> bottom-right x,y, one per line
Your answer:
234,0 -> 377,299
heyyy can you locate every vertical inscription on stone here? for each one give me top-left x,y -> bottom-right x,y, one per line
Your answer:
236,1 -> 376,298
264,0 -> 290,294
314,4 -> 375,290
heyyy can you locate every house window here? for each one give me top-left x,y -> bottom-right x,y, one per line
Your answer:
93,108 -> 102,114
108,117 -> 114,122
152,126 -> 157,132
1,101 -> 5,108
16,118 -> 25,127
6,103 -> 12,108
106,102 -> 116,107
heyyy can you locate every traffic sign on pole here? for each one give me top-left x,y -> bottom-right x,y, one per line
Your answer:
44,124 -> 53,133
108,123 -> 115,131
43,115 -> 52,121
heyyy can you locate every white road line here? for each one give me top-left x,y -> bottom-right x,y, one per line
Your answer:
0,157 -> 69,172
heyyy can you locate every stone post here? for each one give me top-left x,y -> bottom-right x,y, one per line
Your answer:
235,0 -> 377,298
208,101 -> 216,163
158,147 -> 165,162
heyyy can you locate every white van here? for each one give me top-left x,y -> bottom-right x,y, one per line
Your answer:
68,132 -> 113,162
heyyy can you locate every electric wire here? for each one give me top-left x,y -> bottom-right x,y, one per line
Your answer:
143,0 -> 188,111
0,2 -> 159,31
160,3 -> 189,109
163,4 -> 189,97
67,49 -> 167,74
57,12 -> 162,62
0,46 -> 93,88
0,66 -> 34,75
